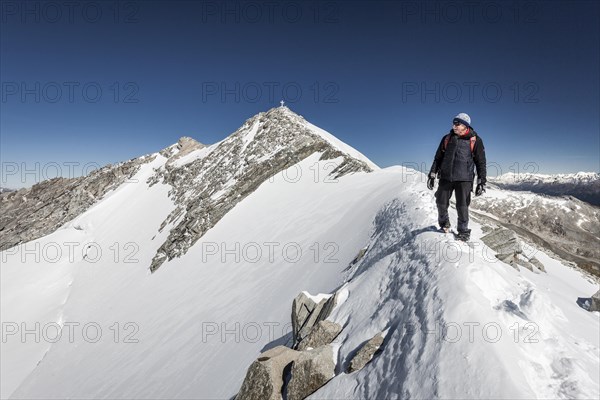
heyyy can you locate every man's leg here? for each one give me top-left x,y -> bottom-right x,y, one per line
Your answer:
455,181 -> 473,232
435,179 -> 454,228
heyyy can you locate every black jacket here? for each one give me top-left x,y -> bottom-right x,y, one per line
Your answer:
429,129 -> 487,184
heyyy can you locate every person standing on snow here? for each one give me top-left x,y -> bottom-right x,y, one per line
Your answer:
427,113 -> 487,241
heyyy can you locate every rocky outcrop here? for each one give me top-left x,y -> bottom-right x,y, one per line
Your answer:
480,228 -> 545,272
528,256 -> 546,272
592,290 -> 600,312
161,136 -> 205,165
297,320 -> 342,351
237,288 -> 384,398
237,289 -> 345,399
286,345 -> 335,400
347,332 -> 385,373
0,155 -> 155,251
292,291 -> 338,348
481,228 -> 521,254
148,107 -> 373,272
236,346 -> 301,400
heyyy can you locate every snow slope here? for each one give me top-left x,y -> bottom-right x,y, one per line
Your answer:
1,155 -> 176,399
1,153 -> 392,399
312,191 -> 599,399
1,118 -> 598,399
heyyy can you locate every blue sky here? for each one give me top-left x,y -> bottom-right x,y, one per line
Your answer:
1,0 -> 599,189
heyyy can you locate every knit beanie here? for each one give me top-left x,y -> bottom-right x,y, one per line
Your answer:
453,112 -> 471,127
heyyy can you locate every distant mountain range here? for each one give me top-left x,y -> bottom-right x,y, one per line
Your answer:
489,172 -> 600,206
472,185 -> 600,276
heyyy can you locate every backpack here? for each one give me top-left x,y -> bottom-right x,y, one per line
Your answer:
443,133 -> 476,154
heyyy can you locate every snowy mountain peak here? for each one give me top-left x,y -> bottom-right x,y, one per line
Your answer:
226,106 -> 379,170
146,107 -> 377,272
0,108 -> 376,262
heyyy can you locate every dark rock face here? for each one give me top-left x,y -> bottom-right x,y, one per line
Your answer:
576,290 -> 600,312
592,290 -> 600,312
148,107 -> 373,272
0,155 -> 155,251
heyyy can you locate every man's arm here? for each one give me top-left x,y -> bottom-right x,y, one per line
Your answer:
428,136 -> 446,177
474,136 -> 487,184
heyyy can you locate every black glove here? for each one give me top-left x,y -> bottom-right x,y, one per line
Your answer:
427,174 -> 435,190
475,183 -> 486,196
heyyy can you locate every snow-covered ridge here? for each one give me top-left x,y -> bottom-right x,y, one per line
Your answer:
3,158 -> 598,399
167,106 -> 379,171
277,106 -> 379,170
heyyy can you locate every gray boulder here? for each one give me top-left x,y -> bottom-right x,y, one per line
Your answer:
528,256 -> 546,272
481,228 -> 545,272
481,228 -> 522,254
236,345 -> 300,400
495,252 -> 519,270
286,345 -> 335,400
163,136 -> 205,165
591,290 -> 600,312
347,332 -> 384,373
297,320 -> 342,351
292,292 -> 337,348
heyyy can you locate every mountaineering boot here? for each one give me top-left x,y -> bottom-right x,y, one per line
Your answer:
439,220 -> 451,233
456,229 -> 471,242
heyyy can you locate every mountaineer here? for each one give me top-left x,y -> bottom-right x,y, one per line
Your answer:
427,113 -> 487,241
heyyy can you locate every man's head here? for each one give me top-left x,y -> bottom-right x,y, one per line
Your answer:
452,112 -> 471,135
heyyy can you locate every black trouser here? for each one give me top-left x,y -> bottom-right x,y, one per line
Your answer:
435,179 -> 473,232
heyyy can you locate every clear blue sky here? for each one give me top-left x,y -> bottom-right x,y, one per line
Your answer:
1,0 -> 599,189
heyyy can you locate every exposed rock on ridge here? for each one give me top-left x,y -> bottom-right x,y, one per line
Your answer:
0,155 -> 156,251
